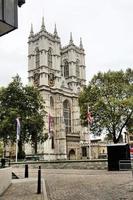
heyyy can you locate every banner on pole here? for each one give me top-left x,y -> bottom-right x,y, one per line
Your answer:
87,112 -> 93,124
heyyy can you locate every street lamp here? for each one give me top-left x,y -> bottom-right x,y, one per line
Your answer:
0,0 -> 25,37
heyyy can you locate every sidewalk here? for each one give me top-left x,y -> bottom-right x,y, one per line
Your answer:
0,178 -> 44,200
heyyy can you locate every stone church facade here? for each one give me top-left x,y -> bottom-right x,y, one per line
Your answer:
27,18 -> 87,160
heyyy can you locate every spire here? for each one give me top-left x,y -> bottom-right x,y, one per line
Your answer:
29,23 -> 34,37
54,23 -> 58,36
80,37 -> 83,49
69,32 -> 73,44
41,16 -> 46,31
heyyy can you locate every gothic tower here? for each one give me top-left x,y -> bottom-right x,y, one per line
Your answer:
27,18 -> 86,160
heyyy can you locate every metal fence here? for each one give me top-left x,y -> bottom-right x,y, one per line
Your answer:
119,160 -> 132,171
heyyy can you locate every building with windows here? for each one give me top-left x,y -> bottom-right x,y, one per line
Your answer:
27,18 -> 87,160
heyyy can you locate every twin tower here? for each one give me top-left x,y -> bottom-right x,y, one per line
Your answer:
27,17 -> 87,160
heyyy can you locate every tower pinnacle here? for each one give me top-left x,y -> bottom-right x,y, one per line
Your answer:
69,32 -> 74,44
29,23 -> 34,37
80,37 -> 83,49
54,23 -> 58,36
41,16 -> 46,31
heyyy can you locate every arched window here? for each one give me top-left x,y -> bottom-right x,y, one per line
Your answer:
76,60 -> 80,78
64,60 -> 69,78
63,100 -> 71,134
48,48 -> 52,68
35,48 -> 40,68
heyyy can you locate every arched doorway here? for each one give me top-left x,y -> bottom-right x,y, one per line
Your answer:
69,149 -> 76,160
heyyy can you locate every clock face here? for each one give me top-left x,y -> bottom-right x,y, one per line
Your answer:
33,72 -> 40,86
48,73 -> 55,87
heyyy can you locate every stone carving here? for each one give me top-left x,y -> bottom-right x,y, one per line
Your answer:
33,72 -> 40,86
48,73 -> 55,87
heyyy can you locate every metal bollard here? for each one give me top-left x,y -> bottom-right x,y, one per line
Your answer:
25,164 -> 29,178
1,158 -> 5,168
37,166 -> 41,194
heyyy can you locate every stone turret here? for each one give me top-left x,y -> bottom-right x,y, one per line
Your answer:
41,16 -> 46,31
54,23 -> 58,37
69,32 -> 74,45
80,37 -> 83,49
29,23 -> 34,37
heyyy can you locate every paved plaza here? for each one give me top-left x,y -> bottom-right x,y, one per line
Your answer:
1,168 -> 133,200
44,169 -> 133,200
0,178 -> 43,200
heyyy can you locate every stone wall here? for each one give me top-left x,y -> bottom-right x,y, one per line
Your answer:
11,159 -> 108,170
0,167 -> 12,195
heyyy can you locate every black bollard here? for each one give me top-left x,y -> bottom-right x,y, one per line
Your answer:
1,158 -> 5,168
37,166 -> 41,194
25,164 -> 29,178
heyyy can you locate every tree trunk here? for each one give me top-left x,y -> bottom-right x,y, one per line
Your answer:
113,132 -> 122,144
18,140 -> 24,159
32,133 -> 37,154
18,140 -> 22,153
34,141 -> 37,154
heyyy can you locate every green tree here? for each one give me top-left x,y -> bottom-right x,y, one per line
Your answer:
79,69 -> 133,143
126,117 -> 133,134
0,75 -> 46,154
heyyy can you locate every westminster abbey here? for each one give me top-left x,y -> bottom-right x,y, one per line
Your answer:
26,17 -> 88,160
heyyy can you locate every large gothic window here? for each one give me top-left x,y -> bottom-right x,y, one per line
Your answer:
48,48 -> 52,68
35,48 -> 40,68
64,60 -> 69,78
76,60 -> 80,78
63,100 -> 71,134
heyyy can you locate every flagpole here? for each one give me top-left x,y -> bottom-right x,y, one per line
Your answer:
16,138 -> 18,163
15,117 -> 20,163
48,114 -> 51,161
88,106 -> 92,160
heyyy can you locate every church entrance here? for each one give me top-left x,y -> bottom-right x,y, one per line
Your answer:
69,149 -> 76,160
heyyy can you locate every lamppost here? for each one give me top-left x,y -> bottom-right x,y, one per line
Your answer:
0,0 -> 25,36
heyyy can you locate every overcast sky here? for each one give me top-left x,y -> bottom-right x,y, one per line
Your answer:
0,0 -> 133,86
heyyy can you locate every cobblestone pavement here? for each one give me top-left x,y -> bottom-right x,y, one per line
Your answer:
0,179 -> 43,200
5,168 -> 133,200
43,169 -> 133,200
